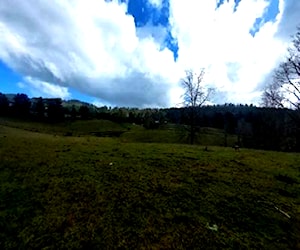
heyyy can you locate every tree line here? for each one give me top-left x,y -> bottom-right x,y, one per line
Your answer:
0,92 -> 299,151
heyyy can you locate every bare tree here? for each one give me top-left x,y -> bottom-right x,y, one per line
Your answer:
261,81 -> 285,108
181,69 -> 214,144
262,27 -> 300,149
262,26 -> 300,110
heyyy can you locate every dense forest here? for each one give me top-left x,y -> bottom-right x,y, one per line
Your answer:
0,92 -> 299,152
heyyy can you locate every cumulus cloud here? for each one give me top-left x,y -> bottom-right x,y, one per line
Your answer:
168,0 -> 291,104
0,0 -> 300,107
275,0 -> 300,40
24,77 -> 70,99
0,0 -> 178,107
136,24 -> 168,46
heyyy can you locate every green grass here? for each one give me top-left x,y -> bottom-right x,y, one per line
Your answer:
121,124 -> 237,146
0,117 -> 237,146
0,123 -> 300,249
0,117 -> 129,136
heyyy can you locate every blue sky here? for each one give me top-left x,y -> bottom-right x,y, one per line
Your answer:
0,60 -> 22,93
0,0 -> 298,107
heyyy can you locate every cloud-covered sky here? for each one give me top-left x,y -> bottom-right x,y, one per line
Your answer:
0,0 -> 299,107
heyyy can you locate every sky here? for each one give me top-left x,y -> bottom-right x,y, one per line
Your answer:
0,0 -> 299,108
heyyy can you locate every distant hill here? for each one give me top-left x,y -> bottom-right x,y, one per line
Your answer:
3,93 -> 97,111
62,99 -> 91,107
62,99 -> 98,112
4,94 -> 17,103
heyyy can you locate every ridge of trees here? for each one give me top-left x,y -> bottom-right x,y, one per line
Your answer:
0,92 -> 299,151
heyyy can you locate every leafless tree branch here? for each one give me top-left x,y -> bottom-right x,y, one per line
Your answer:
181,69 -> 215,144
262,26 -> 300,110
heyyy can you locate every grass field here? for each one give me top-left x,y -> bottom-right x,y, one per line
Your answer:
0,121 -> 300,249
0,117 -> 237,146
0,117 -> 130,137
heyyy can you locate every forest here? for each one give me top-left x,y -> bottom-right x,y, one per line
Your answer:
0,92 -> 299,152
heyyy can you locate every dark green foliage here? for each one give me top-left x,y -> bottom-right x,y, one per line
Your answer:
46,98 -> 64,122
0,93 -> 9,115
79,105 -> 90,120
224,111 -> 237,134
71,105 -> 77,120
13,93 -> 31,117
32,97 -> 45,120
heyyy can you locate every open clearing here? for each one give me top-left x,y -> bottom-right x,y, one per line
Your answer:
0,123 -> 300,249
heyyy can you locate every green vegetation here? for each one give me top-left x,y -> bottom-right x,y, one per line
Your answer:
0,118 -> 129,137
121,125 -> 237,146
0,117 -> 236,146
2,90 -> 300,152
0,120 -> 300,249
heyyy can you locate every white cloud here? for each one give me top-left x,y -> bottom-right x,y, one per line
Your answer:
0,0 -> 299,107
0,0 -> 178,107
275,0 -> 300,40
92,100 -> 106,108
168,0 -> 290,104
23,77 -> 70,99
136,24 -> 168,47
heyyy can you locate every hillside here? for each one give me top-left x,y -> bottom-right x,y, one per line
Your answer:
0,122 -> 299,249
0,117 -> 129,137
1,91 -> 299,151
0,117 -> 238,146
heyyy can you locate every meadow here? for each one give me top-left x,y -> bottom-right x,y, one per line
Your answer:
0,119 -> 299,249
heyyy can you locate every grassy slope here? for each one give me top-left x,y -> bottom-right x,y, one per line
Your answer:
0,117 -> 237,146
122,124 -> 237,146
0,118 -> 129,136
0,124 -> 300,249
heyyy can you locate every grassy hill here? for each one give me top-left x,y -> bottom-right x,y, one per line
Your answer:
0,121 -> 300,249
121,125 -> 237,146
0,117 -> 237,146
0,117 -> 130,137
